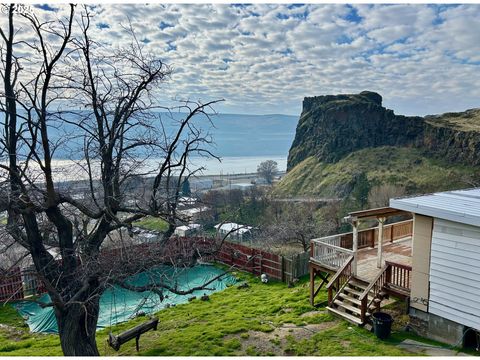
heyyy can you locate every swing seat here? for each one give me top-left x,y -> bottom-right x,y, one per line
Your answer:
108,317 -> 159,352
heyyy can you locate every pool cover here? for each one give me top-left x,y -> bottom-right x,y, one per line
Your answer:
13,265 -> 235,333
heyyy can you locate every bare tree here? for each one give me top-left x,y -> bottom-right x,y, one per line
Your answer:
261,202 -> 336,252
0,6 -> 223,355
368,184 -> 406,208
257,159 -> 278,185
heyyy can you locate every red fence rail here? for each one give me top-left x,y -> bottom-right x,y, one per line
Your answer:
215,241 -> 284,280
0,267 -> 24,302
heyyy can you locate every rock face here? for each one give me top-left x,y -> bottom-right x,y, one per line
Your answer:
287,91 -> 480,170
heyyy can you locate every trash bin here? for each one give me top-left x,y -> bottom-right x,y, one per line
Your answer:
371,312 -> 393,340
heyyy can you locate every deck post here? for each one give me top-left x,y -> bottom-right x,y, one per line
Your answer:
352,220 -> 359,275
309,266 -> 315,305
377,217 -> 386,268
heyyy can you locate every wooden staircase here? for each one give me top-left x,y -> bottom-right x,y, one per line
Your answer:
327,277 -> 386,325
325,258 -> 411,325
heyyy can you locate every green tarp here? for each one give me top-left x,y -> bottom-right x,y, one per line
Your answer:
14,265 -> 235,334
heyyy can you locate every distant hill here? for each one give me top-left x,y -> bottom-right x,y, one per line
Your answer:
276,91 -> 480,197
2,112 -> 298,159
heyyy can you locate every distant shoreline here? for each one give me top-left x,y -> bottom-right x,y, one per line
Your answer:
12,155 -> 288,182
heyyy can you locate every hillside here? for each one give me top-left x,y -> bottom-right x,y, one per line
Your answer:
275,147 -> 479,197
278,92 -> 480,197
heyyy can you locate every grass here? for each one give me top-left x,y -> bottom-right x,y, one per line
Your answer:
133,216 -> 169,232
425,108 -> 480,132
0,270 -> 468,356
275,146 -> 480,197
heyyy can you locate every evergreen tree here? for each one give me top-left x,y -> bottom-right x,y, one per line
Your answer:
351,172 -> 371,208
182,179 -> 192,196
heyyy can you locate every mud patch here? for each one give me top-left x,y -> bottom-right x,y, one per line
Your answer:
0,324 -> 27,342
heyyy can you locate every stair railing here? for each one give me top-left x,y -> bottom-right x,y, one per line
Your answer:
326,255 -> 354,306
359,264 -> 391,323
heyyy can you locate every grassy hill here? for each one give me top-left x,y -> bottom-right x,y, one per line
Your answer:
1,270 -> 464,356
425,108 -> 480,132
274,146 -> 479,198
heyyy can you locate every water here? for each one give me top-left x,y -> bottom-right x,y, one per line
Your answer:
1,112 -> 296,181
40,156 -> 287,182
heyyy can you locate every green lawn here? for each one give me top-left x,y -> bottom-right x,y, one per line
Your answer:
0,270 -> 465,356
133,217 -> 169,232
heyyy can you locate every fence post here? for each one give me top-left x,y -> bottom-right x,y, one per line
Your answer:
293,254 -> 297,279
281,256 -> 285,282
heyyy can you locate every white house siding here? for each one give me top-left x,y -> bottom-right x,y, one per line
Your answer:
429,218 -> 480,330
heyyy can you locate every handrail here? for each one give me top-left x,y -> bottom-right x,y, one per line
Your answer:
326,255 -> 354,306
326,255 -> 354,290
314,242 -> 354,254
359,263 -> 391,323
359,264 -> 389,300
358,260 -> 412,323
311,231 -> 353,244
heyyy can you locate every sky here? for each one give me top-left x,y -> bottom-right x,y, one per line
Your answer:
5,3 -> 480,116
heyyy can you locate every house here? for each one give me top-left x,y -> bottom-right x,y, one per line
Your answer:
178,206 -> 210,222
390,188 -> 480,346
230,183 -> 254,191
178,197 -> 198,207
309,188 -> 480,347
214,222 -> 253,241
174,223 -> 202,237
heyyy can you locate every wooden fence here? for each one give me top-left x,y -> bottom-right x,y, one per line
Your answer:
215,241 -> 310,283
0,238 -> 311,303
0,267 -> 24,302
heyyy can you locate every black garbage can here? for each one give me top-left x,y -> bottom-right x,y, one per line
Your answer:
371,312 -> 393,340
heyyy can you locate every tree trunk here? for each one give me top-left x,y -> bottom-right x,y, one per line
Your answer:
55,297 -> 101,356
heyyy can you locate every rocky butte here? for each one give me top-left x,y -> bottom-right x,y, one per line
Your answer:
287,91 -> 480,170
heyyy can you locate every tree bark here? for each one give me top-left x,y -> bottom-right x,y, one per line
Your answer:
55,297 -> 100,356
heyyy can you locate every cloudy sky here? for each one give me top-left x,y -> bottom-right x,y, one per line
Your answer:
9,3 -> 480,116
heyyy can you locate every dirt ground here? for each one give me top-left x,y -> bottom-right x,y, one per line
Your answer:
225,310 -> 339,355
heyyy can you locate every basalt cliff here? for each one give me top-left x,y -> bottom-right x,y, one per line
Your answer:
277,91 -> 480,197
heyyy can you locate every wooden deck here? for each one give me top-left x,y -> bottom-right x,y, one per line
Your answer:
357,237 -> 412,282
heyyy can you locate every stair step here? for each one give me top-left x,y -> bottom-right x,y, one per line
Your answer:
338,293 -> 362,306
326,306 -> 363,325
344,287 -> 374,300
349,279 -> 368,289
334,299 -> 361,315
343,286 -> 363,297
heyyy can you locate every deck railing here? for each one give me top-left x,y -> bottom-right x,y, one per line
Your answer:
311,233 -> 354,270
386,260 -> 412,290
311,219 -> 413,270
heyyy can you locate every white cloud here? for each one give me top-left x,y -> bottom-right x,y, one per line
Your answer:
1,4 -> 480,116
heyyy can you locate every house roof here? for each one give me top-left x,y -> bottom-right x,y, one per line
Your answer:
175,224 -> 201,231
390,188 -> 480,227
348,206 -> 410,221
214,222 -> 252,234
